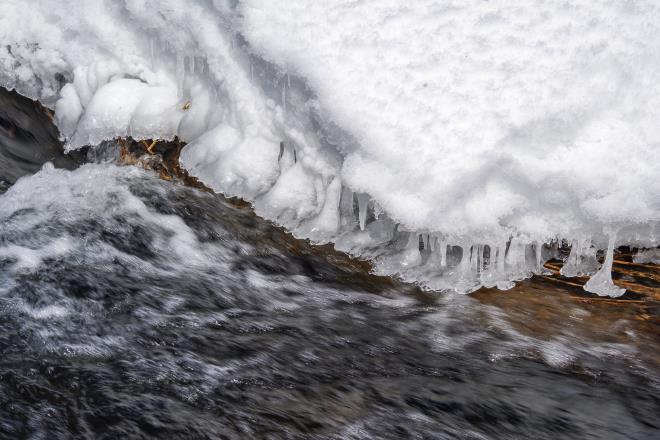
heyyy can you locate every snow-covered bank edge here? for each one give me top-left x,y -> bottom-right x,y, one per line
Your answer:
2,1 -> 658,296
7,91 -> 657,299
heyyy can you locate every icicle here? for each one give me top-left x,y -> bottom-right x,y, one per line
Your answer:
561,238 -> 599,277
579,240 -> 600,275
282,82 -> 287,113
492,241 -> 514,290
515,241 -> 532,277
339,187 -> 354,227
497,244 -> 505,274
469,245 -> 479,274
250,63 -> 254,81
513,240 -> 528,274
480,244 -> 496,287
150,38 -> 155,69
560,239 -> 579,277
400,233 -> 422,267
584,231 -> 625,297
357,193 -> 369,231
505,237 -> 518,267
439,240 -> 447,267
452,243 -> 481,294
518,241 -> 527,269
476,245 -> 482,273
428,235 -> 436,252
459,244 -> 471,274
407,233 -> 420,249
176,52 -> 185,99
535,241 -> 543,273
200,57 -> 208,76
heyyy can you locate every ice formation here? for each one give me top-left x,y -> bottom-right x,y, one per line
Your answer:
633,248 -> 660,265
1,0 -> 659,296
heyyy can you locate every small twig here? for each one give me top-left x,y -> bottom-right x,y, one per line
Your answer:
147,140 -> 157,154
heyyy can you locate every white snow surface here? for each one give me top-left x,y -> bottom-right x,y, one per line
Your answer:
1,0 -> 659,295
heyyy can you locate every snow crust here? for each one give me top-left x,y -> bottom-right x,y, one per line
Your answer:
1,0 -> 659,295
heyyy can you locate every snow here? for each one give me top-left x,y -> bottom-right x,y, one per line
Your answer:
71,78 -> 150,148
240,0 -> 660,233
1,0 -> 659,296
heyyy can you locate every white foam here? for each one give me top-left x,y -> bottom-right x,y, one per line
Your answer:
22,304 -> 70,320
0,237 -> 73,271
0,164 -> 213,273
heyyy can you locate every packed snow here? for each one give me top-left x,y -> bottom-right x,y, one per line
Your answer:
1,0 -> 659,295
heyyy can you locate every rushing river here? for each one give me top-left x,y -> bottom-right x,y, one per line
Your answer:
0,88 -> 659,439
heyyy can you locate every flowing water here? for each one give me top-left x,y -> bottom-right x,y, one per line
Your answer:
0,88 -> 659,439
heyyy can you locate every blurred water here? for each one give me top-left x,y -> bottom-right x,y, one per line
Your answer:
0,162 -> 657,439
0,88 -> 658,439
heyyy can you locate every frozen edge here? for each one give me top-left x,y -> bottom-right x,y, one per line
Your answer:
3,78 -> 649,297
3,1 -> 659,296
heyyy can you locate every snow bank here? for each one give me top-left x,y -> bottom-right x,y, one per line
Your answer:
1,0 -> 659,295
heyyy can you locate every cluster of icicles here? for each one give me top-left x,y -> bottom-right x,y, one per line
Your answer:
331,191 -> 627,297
24,46 -> 643,299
